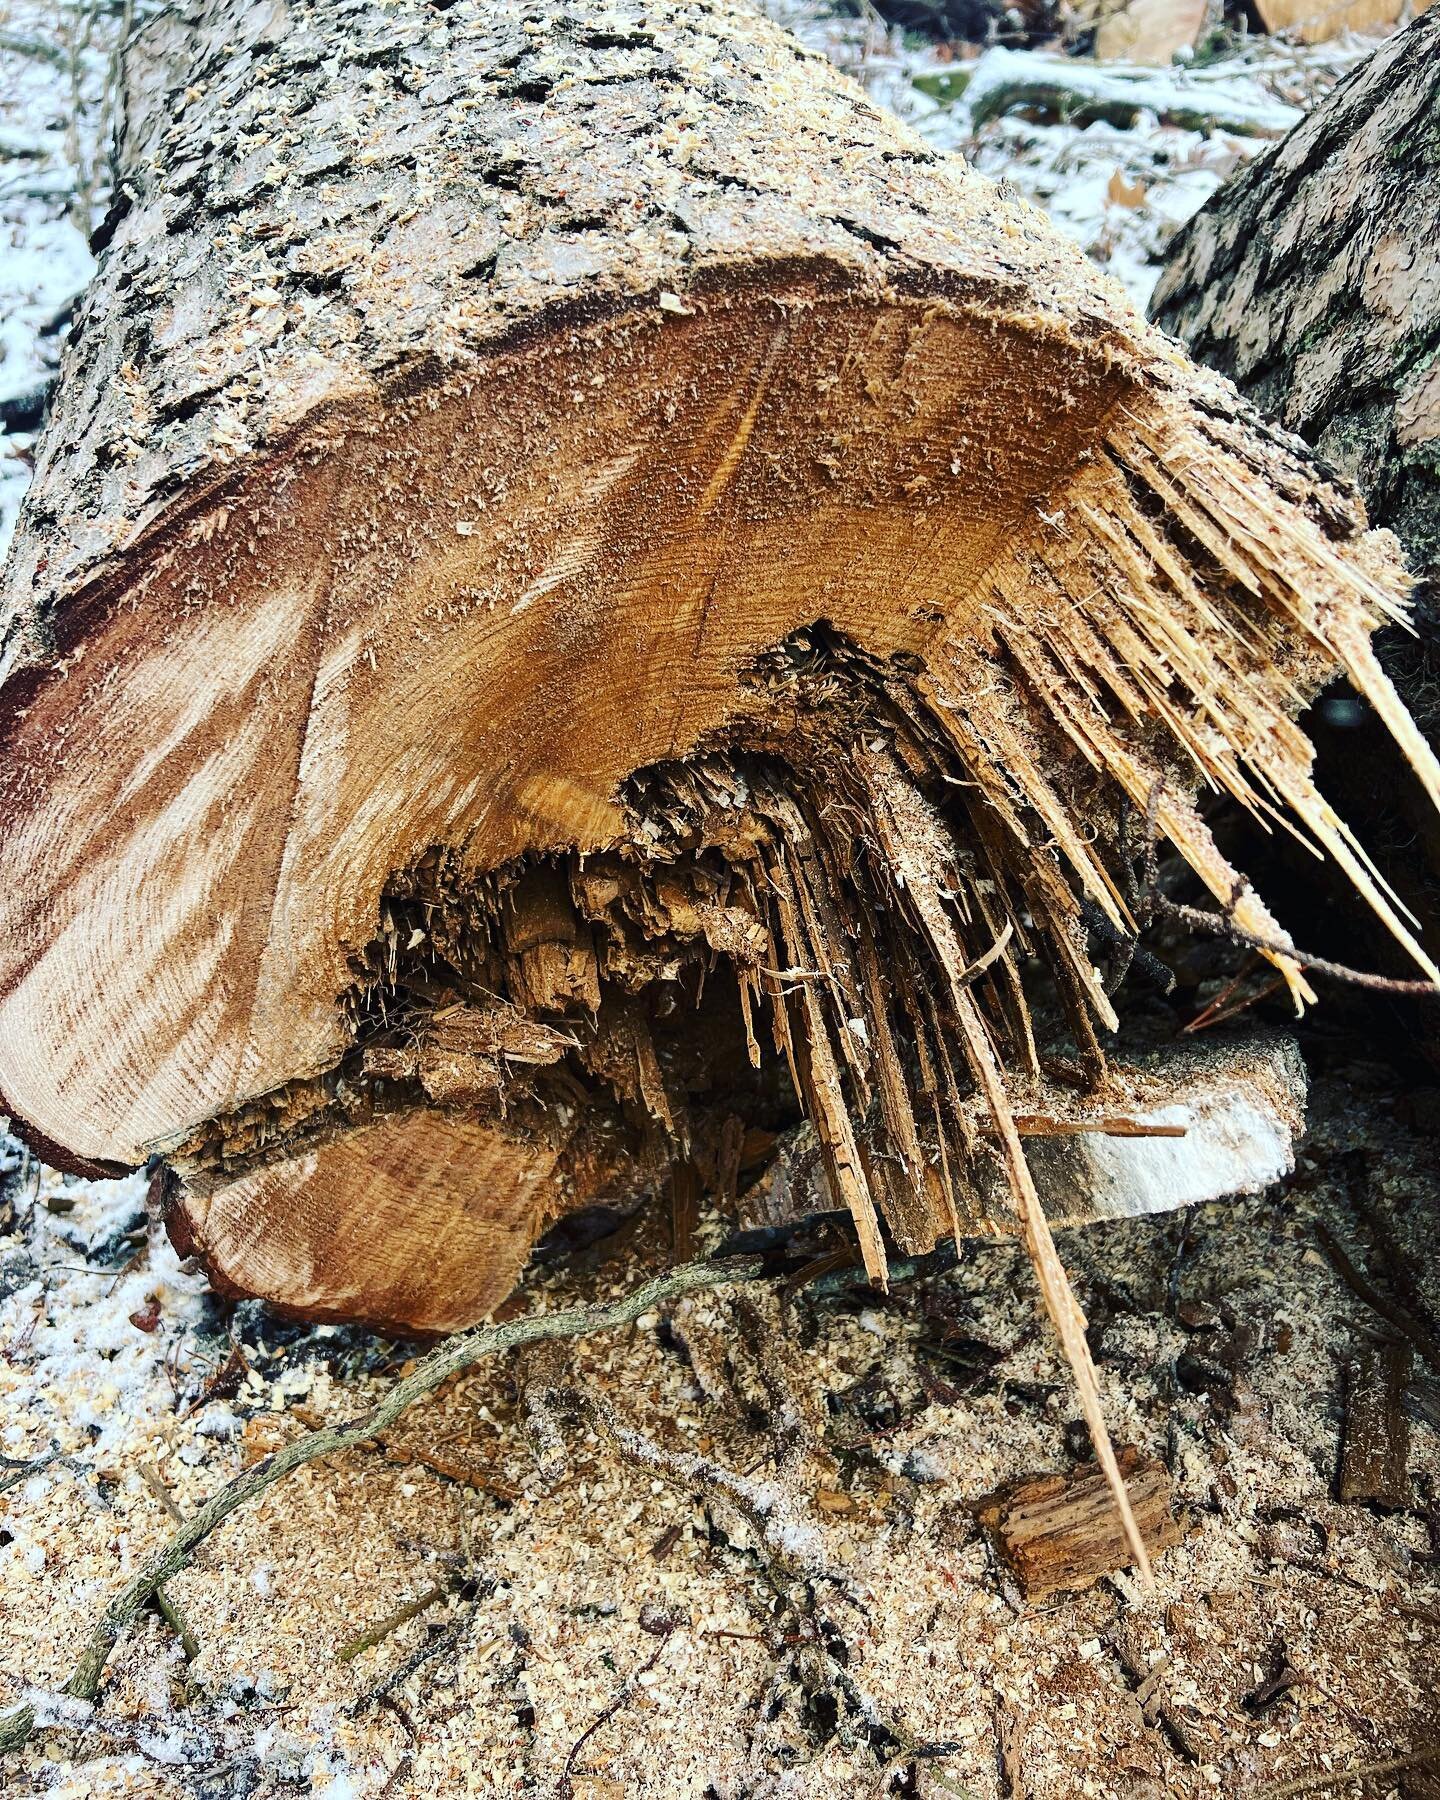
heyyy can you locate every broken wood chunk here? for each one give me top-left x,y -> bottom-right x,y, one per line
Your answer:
504,868 -> 602,1017
738,1036 -> 1305,1237
170,1111 -> 562,1335
978,1448 -> 1183,1600
992,1037 -> 1306,1230
1340,1342 -> 1412,1511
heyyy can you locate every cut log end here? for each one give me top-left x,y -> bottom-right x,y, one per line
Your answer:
0,0 -> 1435,1338
0,290 -> 1427,1335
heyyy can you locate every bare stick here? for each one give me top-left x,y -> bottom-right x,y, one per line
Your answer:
1008,1116 -> 1188,1139
337,1582 -> 454,1665
1315,1223 -> 1440,1375
151,1590 -> 199,1665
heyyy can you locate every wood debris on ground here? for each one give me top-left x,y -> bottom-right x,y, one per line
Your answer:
0,1076 -> 1436,1795
976,1447 -> 1184,1601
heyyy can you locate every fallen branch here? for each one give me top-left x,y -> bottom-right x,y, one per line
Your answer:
1256,1743 -> 1440,1798
960,47 -> 1303,138
0,1246 -> 965,1753
0,29 -> 72,69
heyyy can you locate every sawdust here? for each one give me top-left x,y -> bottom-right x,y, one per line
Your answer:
1,1070 -> 1436,1796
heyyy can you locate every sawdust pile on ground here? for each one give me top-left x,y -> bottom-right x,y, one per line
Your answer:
1,1069 -> 1436,1798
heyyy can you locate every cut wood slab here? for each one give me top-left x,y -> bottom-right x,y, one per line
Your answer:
1094,0 -> 1210,65
1254,0 -> 1432,44
738,1036 -> 1306,1234
977,1447 -> 1183,1599
0,0 -> 1435,1333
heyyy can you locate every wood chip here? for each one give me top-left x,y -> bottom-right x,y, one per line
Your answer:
977,1447 -> 1183,1600
1339,1342 -> 1412,1510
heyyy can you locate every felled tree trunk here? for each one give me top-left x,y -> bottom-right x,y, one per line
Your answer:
1152,12 -> 1440,1023
1152,12 -> 1440,616
1,0 -> 1435,1344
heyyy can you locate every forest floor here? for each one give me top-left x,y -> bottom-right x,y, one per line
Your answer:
2,1065 -> 1437,1798
1,6 -> 1437,1798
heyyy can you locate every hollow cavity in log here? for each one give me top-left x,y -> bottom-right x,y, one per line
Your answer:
160,627 -> 1089,1328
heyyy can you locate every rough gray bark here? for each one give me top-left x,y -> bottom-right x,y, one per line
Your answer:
1152,11 -> 1440,614
0,0 -> 1124,661
1152,14 -> 1440,1028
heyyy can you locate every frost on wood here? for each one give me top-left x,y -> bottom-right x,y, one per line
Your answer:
0,0 -> 1436,1345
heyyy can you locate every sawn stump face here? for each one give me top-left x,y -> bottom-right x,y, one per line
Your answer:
1,0 -> 1435,1332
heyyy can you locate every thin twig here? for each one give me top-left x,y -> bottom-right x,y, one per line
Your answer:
1314,1222 -> 1440,1375
139,1462 -> 185,1526
0,1449 -> 60,1497
151,1588 -> 199,1664
1140,779 -> 1440,997
337,1581 -> 454,1665
1153,892 -> 1440,995
560,1631 -> 674,1795
138,1462 -> 199,1662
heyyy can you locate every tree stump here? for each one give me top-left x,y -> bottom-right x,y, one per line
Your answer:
0,0 -> 1435,1334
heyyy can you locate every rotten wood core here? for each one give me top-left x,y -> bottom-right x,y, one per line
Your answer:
166,629 -> 1112,1327
160,624 -> 1317,1339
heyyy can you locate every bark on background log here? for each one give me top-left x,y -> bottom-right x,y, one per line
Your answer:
1152,12 -> 1440,617
1153,13 -> 1440,1045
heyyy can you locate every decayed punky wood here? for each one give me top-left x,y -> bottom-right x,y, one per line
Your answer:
976,1448 -> 1183,1600
1,0 -> 1438,1365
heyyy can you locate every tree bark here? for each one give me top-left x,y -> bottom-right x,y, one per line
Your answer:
1152,13 -> 1440,1034
1151,12 -> 1440,615
0,0 -> 1434,1332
